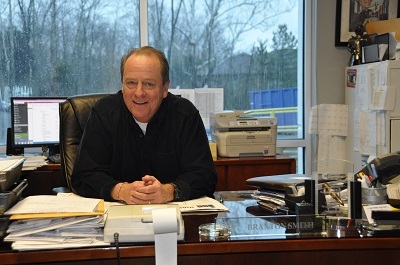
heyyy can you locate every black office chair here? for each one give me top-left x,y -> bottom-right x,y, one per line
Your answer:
56,93 -> 110,194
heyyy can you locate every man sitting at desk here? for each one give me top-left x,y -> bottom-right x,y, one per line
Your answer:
71,46 -> 217,204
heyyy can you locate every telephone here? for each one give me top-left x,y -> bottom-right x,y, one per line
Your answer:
104,204 -> 184,243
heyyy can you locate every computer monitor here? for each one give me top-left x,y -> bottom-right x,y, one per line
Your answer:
10,97 -> 67,156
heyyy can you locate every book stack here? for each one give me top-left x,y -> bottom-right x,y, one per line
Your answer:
3,193 -> 109,251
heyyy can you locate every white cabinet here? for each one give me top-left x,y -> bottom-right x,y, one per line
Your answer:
345,60 -> 400,171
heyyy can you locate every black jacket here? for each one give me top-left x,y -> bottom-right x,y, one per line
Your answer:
71,91 -> 217,201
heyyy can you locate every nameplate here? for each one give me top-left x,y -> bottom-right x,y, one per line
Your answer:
214,215 -> 325,240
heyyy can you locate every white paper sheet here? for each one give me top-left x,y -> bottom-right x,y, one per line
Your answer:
359,110 -> 377,156
170,196 -> 229,213
10,238 -> 109,251
6,216 -> 101,237
363,204 -> 393,224
316,135 -> 346,174
168,89 -> 195,104
194,88 -> 224,128
371,85 -> 396,110
308,104 -> 348,136
152,208 -> 178,265
0,158 -> 25,171
4,195 -> 101,214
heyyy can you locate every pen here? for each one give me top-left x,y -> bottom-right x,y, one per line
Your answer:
359,171 -> 373,186
371,163 -> 378,179
357,177 -> 369,188
322,183 -> 344,206
364,160 -> 375,180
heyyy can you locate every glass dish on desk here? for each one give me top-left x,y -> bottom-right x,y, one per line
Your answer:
199,223 -> 230,241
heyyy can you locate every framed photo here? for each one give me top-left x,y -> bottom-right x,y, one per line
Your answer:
346,68 -> 357,88
335,0 -> 400,46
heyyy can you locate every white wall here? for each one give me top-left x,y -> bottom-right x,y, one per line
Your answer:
316,1 -> 349,105
305,1 -> 351,174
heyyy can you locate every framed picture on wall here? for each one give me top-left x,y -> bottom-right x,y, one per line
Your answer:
335,0 -> 400,47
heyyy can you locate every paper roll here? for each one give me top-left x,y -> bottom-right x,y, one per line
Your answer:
152,208 -> 178,265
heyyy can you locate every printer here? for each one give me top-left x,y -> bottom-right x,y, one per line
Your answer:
210,111 -> 277,157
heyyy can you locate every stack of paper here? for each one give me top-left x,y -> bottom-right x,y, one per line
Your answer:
19,156 -> 48,171
3,193 -> 109,251
4,155 -> 48,171
5,215 -> 107,250
3,195 -> 229,250
0,157 -> 25,192
0,157 -> 26,172
170,196 -> 229,213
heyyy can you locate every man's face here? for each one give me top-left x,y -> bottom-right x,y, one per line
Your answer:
122,54 -> 169,123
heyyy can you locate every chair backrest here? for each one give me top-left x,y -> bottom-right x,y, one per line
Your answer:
59,93 -> 110,192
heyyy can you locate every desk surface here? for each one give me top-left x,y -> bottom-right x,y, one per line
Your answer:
2,191 -> 400,265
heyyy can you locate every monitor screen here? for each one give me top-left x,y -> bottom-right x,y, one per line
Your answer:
11,97 -> 67,153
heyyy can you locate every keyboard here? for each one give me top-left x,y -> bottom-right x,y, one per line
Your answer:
47,154 -> 61,164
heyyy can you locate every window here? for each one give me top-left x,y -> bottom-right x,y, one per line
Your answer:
0,0 -> 140,148
148,0 -> 306,172
0,0 -> 308,173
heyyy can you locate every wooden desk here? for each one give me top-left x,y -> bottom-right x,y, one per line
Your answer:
21,156 -> 296,196
20,164 -> 67,197
2,237 -> 400,265
214,155 -> 296,191
1,191 -> 399,265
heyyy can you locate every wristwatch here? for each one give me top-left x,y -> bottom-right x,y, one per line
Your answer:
170,183 -> 181,201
